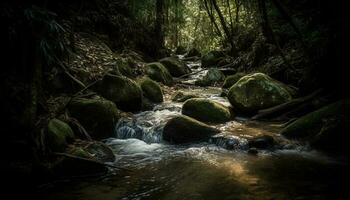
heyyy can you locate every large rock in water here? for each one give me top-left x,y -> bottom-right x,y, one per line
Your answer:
47,119 -> 75,152
222,72 -> 246,89
159,57 -> 191,77
163,115 -> 220,144
146,62 -> 173,86
227,73 -> 292,113
195,68 -> 225,86
139,77 -> 163,103
68,97 -> 120,139
201,50 -> 225,68
182,98 -> 231,123
94,74 -> 143,112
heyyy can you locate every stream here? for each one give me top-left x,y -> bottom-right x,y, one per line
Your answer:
41,59 -> 349,200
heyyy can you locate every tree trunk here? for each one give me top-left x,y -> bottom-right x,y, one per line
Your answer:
211,0 -> 237,56
155,0 -> 165,50
203,0 -> 222,38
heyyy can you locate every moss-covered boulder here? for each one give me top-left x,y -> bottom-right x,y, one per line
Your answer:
94,74 -> 143,112
68,141 -> 115,163
139,77 -> 163,103
146,62 -> 173,86
68,97 -> 120,139
186,48 -> 201,57
172,91 -> 199,102
182,98 -> 232,123
280,98 -> 350,140
47,119 -> 75,152
222,72 -> 246,89
195,68 -> 225,86
201,50 -> 225,68
163,115 -> 220,144
159,57 -> 191,77
228,73 -> 292,113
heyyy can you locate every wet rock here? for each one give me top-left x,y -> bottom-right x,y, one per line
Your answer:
195,68 -> 225,86
68,97 -> 120,139
172,91 -> 199,102
201,50 -> 226,68
159,57 -> 191,77
228,73 -> 292,114
94,74 -> 143,112
46,119 -> 75,152
185,48 -> 201,57
163,115 -> 220,144
146,62 -> 173,86
139,77 -> 163,103
281,98 -> 350,139
222,72 -> 246,89
182,98 -> 232,123
248,135 -> 275,149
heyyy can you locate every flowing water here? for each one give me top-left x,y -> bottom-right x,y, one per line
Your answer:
41,59 -> 349,200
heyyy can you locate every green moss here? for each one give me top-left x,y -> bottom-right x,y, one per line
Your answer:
94,74 -> 143,112
163,115 -> 220,144
146,62 -> 174,86
159,57 -> 191,77
281,98 -> 350,139
69,97 -> 120,139
47,119 -> 74,152
182,98 -> 231,123
139,77 -> 163,103
222,72 -> 246,89
228,73 -> 292,113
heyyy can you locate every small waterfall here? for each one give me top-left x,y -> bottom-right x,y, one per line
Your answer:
114,106 -> 180,143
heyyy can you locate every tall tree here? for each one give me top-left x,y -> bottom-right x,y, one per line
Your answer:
155,0 -> 165,49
